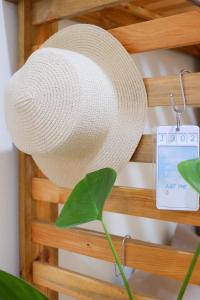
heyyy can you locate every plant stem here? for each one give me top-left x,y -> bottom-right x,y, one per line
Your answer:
177,242 -> 200,300
101,219 -> 134,300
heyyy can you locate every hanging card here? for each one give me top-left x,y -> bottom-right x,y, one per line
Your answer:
156,125 -> 199,211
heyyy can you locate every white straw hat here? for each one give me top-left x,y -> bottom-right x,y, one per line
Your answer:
5,24 -> 147,188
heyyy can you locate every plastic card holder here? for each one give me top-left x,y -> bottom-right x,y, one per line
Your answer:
156,125 -> 199,211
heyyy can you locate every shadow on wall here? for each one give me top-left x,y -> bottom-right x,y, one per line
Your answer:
0,0 -> 18,276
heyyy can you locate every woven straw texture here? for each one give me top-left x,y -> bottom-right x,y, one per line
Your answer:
5,24 -> 147,187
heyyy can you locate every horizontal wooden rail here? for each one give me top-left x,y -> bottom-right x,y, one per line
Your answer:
33,262 -> 154,300
144,73 -> 200,108
32,177 -> 200,226
32,11 -> 200,54
109,11 -> 200,53
32,222 -> 200,284
32,0 -> 132,26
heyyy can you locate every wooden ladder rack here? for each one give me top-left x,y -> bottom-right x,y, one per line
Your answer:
13,0 -> 200,299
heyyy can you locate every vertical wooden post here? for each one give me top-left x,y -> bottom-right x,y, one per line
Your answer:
18,1 -> 58,299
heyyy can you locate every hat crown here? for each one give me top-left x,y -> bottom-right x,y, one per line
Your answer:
5,48 -> 116,155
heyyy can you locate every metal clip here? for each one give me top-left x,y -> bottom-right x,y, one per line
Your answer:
114,234 -> 131,277
170,69 -> 190,131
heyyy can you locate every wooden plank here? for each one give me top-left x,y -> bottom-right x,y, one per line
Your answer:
120,2 -> 161,20
144,0 -> 196,13
71,2 -> 200,57
130,0 -> 198,16
32,0 -> 133,25
109,11 -> 200,53
74,7 -> 144,30
131,134 -> 153,162
32,177 -> 200,226
19,1 -> 58,299
144,72 -> 200,108
32,222 -> 200,284
33,262 -> 156,300
75,6 -> 200,59
19,153 -> 37,281
18,0 -> 38,285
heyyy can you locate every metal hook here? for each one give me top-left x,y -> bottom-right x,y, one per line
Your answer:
170,69 -> 190,131
114,235 -> 132,277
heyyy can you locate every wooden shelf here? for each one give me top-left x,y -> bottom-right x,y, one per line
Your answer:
17,1 -> 200,299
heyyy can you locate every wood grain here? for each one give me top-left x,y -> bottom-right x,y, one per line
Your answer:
19,153 -> 37,281
109,11 -> 200,53
144,72 -> 200,108
120,2 -> 161,20
32,222 -> 200,284
131,134 -> 153,162
33,262 -> 156,300
32,177 -> 200,226
72,4 -> 200,57
32,0 -> 133,25
31,10 -> 200,55
19,0 -> 58,299
74,6 -> 144,30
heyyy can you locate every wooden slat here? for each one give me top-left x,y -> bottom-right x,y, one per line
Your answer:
32,0 -> 133,25
72,2 -> 200,56
19,0 -> 58,299
144,0 -> 197,13
144,72 -> 200,108
32,177 -> 200,226
33,262 -> 155,300
32,222 -> 200,284
19,0 -> 39,284
131,0 -> 199,17
74,7 -> 144,30
31,12 -> 200,54
131,134 -> 153,162
109,11 -> 200,53
120,2 -> 161,20
19,153 -> 38,280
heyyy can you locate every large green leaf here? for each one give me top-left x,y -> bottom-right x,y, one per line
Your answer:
0,270 -> 49,300
56,168 -> 117,228
178,158 -> 200,194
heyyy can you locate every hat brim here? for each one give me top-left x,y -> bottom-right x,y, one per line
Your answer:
33,24 -> 147,188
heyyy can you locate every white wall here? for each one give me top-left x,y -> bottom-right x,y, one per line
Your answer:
0,0 -> 18,276
59,20 -> 200,300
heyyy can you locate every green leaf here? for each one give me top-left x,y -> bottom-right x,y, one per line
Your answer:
56,168 -> 117,228
178,158 -> 200,194
0,270 -> 49,300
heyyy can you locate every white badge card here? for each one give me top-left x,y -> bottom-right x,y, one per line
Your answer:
156,125 -> 199,211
